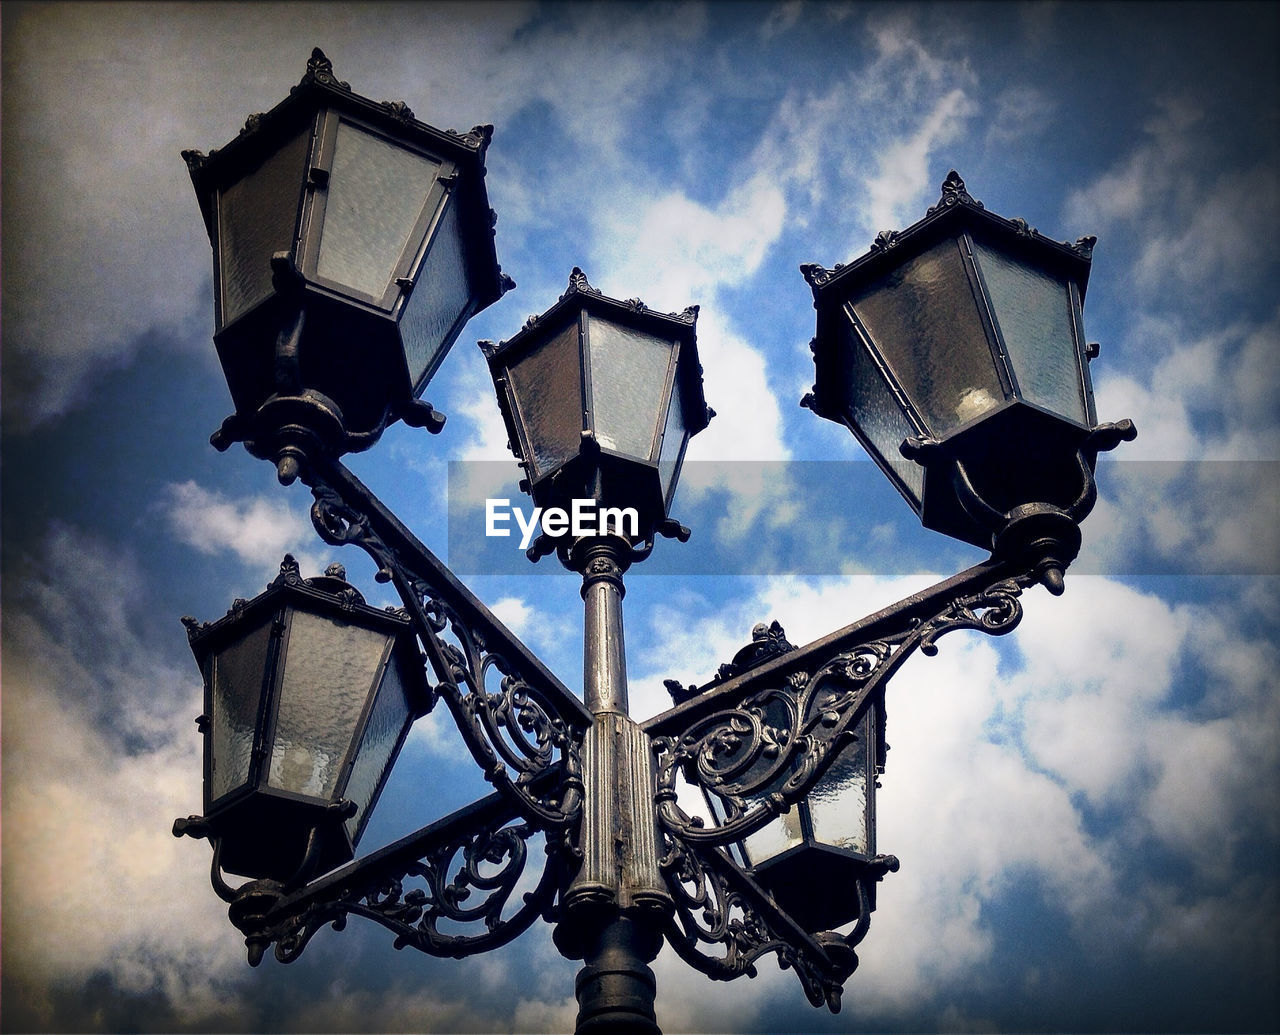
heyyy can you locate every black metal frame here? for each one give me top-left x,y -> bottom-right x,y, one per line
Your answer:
801,172 -> 1131,561
176,459 -> 1047,1015
175,57 -> 1139,1035
185,48 -> 514,484
479,268 -> 711,556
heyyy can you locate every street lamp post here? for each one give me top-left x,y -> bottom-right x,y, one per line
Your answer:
175,51 -> 1135,1034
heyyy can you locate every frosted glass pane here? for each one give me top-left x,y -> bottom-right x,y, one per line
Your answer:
852,238 -> 1004,437
269,611 -> 391,799
317,121 -> 442,299
587,317 -> 674,460
343,658 -> 413,842
657,377 -> 687,506
210,621 -> 274,801
806,712 -> 872,854
743,806 -> 805,866
508,322 -> 583,477
840,317 -> 925,505
973,241 -> 1087,423
218,129 -> 309,325
399,196 -> 472,389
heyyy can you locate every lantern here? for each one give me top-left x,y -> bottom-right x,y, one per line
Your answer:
481,268 -> 711,548
184,48 -> 511,482
183,556 -> 429,880
803,172 -> 1134,581
670,623 -> 896,934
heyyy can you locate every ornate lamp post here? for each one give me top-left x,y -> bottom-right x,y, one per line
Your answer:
174,52 -> 1135,1035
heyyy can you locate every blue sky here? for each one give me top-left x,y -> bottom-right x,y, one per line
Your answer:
2,2 -> 1278,1032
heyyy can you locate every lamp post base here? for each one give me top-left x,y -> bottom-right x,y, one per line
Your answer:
573,913 -> 664,1035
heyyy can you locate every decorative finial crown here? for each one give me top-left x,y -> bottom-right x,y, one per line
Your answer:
564,266 -> 595,297
800,262 -> 834,290
1074,235 -> 1097,259
929,170 -> 983,213
304,47 -> 349,90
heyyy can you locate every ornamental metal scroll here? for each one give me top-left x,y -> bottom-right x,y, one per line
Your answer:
230,795 -> 564,967
651,568 -> 1034,848
303,458 -> 589,831
659,835 -> 858,1012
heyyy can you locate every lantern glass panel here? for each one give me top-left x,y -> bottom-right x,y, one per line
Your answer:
218,128 -> 310,326
316,119 -> 442,301
209,620 -> 275,802
805,712 -> 873,854
398,196 -> 472,390
971,240 -> 1087,424
342,656 -> 413,841
742,805 -> 805,866
267,611 -> 392,798
586,316 -> 675,460
840,316 -> 926,503
657,374 -> 688,507
851,238 -> 1004,437
508,321 -> 584,478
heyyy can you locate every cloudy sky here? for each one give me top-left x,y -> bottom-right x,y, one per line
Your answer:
2,2 -> 1278,1033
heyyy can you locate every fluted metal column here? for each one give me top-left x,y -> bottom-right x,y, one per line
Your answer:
556,535 -> 672,1035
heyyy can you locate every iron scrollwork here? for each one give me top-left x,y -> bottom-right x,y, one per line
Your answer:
653,572 -> 1032,849
231,798 -> 562,967
305,460 -> 588,834
659,836 -> 857,1012
643,562 -> 1035,1008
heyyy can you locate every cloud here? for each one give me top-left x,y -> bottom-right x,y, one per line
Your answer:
1065,94 -> 1279,303
984,84 -> 1056,148
1,525 -> 246,1027
1063,95 -> 1203,230
1,1 -> 709,432
160,480 -> 316,573
629,571 -> 1280,1023
850,10 -> 979,236
863,87 -> 977,232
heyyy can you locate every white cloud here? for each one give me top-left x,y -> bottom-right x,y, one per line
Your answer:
1065,95 -> 1278,301
2,526 -> 246,1025
630,570 -> 1279,1018
1063,95 -> 1202,230
863,87 -> 977,232
160,480 -> 317,573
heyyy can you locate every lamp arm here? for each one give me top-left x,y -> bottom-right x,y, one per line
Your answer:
658,835 -> 859,1013
226,786 -> 566,967
302,457 -> 588,832
647,558 -> 1032,847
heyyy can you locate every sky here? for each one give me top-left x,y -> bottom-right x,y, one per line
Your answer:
2,2 -> 1278,1033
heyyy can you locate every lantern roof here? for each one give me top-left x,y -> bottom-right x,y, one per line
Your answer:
183,554 -> 417,662
478,267 -> 713,472
480,266 -> 701,366
801,171 -> 1096,307
181,47 -> 509,312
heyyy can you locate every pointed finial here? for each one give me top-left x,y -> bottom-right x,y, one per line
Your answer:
302,47 -> 349,90
930,170 -> 983,213
565,267 -> 594,296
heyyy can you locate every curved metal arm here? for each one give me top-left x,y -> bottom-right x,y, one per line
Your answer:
302,457 -> 588,831
647,559 -> 1033,847
659,835 -> 858,1013
228,788 -> 566,967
